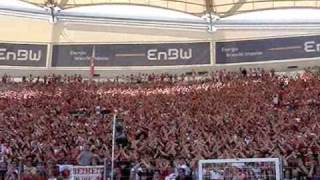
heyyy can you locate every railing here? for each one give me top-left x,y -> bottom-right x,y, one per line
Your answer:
1,159 -> 318,180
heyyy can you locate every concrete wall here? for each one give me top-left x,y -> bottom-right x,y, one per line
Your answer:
214,28 -> 320,41
53,22 -> 211,43
0,15 -> 52,43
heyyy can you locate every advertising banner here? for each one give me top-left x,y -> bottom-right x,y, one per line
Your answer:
0,43 -> 47,66
59,165 -> 104,180
52,42 -> 210,67
216,35 -> 320,64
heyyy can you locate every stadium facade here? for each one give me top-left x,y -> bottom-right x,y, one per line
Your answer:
1,0 -> 320,77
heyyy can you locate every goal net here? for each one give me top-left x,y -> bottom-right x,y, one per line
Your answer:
198,158 -> 282,180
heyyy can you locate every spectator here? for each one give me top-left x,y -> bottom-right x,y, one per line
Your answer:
176,168 -> 192,180
77,145 -> 93,166
165,165 -> 177,180
4,161 -> 18,180
22,156 -> 37,180
313,165 -> 320,180
152,170 -> 161,180
0,69 -> 318,179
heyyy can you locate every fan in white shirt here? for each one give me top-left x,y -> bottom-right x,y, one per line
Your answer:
210,169 -> 224,180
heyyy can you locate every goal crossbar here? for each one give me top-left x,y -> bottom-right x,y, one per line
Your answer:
198,158 -> 281,180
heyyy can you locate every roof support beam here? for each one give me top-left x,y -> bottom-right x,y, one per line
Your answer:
58,0 -> 70,8
205,0 -> 214,13
46,0 -> 55,5
45,0 -> 69,8
45,0 -> 57,7
223,0 -> 246,17
205,0 -> 216,32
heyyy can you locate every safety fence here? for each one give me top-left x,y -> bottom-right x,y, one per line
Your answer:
2,159 -> 320,180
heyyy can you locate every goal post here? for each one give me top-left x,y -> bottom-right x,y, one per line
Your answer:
198,158 -> 282,180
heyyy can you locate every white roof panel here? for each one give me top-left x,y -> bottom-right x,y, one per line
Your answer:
60,4 -> 205,22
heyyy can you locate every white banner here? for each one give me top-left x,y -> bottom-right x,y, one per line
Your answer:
59,165 -> 104,180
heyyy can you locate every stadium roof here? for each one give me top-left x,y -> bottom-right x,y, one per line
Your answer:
20,0 -> 320,17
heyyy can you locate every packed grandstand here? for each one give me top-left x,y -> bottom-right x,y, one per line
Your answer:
0,69 -> 319,179
1,0 -> 320,180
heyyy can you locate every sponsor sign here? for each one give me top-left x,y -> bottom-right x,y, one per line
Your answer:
216,35 -> 320,64
59,165 -> 104,180
52,42 -> 210,66
0,43 -> 47,66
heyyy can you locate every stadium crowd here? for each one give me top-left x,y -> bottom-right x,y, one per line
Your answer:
0,68 -> 319,180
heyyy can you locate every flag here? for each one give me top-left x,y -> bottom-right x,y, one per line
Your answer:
89,46 -> 96,82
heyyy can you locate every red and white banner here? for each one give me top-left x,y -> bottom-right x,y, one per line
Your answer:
89,46 -> 96,82
59,165 -> 104,180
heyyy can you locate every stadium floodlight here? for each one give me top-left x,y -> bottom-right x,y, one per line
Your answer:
198,158 -> 282,180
